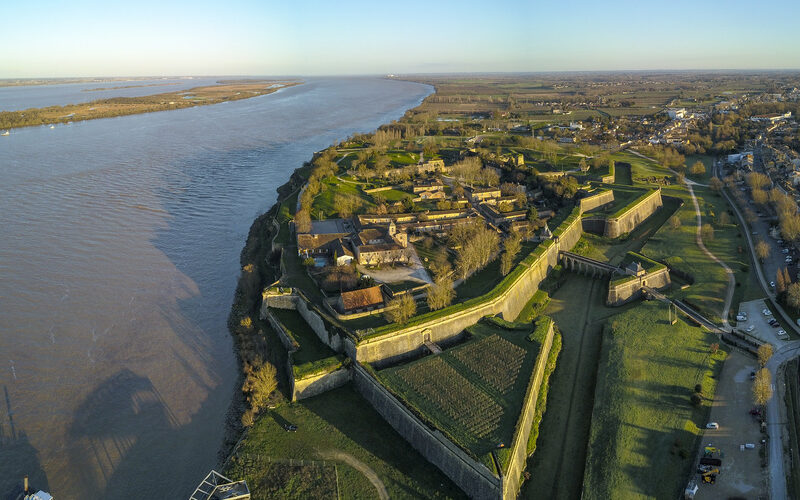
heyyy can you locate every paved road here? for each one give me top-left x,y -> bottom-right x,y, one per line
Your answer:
718,158 -> 800,500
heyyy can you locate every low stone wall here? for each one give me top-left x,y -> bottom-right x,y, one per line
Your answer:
503,321 -> 555,499
604,189 -> 663,238
347,214 -> 582,365
262,291 -> 297,310
352,365 -> 502,499
293,366 -> 351,401
579,190 -> 614,213
607,267 -> 671,305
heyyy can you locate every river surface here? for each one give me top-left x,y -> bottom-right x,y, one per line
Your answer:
0,77 -> 432,499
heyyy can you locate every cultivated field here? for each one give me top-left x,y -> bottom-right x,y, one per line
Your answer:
378,317 -> 545,470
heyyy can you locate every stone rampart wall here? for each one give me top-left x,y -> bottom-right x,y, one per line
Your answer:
296,294 -> 344,353
579,190 -> 614,213
607,267 -> 671,305
352,365 -> 502,499
346,214 -> 581,365
581,217 -> 607,235
293,366 -> 351,401
503,321 -> 555,499
604,189 -> 663,238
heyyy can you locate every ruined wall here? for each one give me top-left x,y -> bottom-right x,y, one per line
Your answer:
604,189 -> 663,238
347,214 -> 582,365
579,190 -> 614,213
352,365 -> 502,499
293,366 -> 351,401
606,267 -> 671,305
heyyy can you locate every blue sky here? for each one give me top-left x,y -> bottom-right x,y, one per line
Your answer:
2,0 -> 799,77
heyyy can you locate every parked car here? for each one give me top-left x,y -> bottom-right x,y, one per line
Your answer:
763,309 -> 773,316
778,329 -> 788,338
706,422 -> 719,429
747,325 -> 756,332
283,424 -> 298,432
736,314 -> 747,321
771,281 -> 776,287
783,249 -> 790,254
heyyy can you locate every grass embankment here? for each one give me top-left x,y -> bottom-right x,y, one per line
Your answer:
0,81 -> 300,130
583,301 -> 727,500
455,242 -> 536,301
378,317 -> 546,473
225,384 -> 465,499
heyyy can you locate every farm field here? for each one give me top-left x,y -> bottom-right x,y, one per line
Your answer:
582,302 -> 727,500
378,317 -> 547,472
225,384 -> 466,499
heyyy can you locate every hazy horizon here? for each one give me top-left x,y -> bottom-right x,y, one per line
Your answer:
3,0 -> 800,78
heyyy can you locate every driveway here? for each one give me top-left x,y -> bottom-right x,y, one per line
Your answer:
695,351 -> 766,500
357,246 -> 432,286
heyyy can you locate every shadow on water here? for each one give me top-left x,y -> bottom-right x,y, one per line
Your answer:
1,386 -> 49,500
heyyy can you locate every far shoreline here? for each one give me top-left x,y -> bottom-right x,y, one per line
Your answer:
0,81 -> 302,131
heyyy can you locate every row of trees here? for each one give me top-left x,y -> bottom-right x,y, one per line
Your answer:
449,222 -> 501,279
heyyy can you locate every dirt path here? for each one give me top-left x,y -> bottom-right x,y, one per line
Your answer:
685,181 -> 735,329
318,450 -> 389,500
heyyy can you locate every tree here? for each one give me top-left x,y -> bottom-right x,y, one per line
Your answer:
335,193 -> 362,218
758,343 -> 774,367
579,157 -> 589,172
747,172 -> 771,190
500,231 -> 522,276
527,205 -> 539,221
385,294 -> 416,324
753,368 -> 773,406
295,208 -> 312,233
709,176 -> 723,192
752,188 -> 769,206
787,282 -> 800,309
780,213 -> 800,242
689,161 -> 706,176
756,240 -> 771,261
669,215 -> 681,229
777,269 -> 787,294
784,267 -> 792,287
427,276 -> 455,311
701,223 -> 714,241
242,359 -> 278,413
717,212 -> 730,226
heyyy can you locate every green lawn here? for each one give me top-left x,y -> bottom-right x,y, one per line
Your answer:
225,384 -> 466,499
521,274 -> 635,500
641,185 -> 748,323
582,301 -> 727,500
378,317 -> 546,472
685,154 -> 714,184
374,188 -> 413,202
311,177 -> 375,219
614,162 -> 633,185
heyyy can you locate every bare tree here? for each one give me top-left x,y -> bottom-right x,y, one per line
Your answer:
295,208 -> 312,233
755,240 -> 771,261
758,344 -> 774,367
385,294 -> 417,324
753,368 -> 773,406
427,276 -> 455,311
788,282 -> 800,309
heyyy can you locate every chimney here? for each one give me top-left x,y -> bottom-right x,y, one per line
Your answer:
24,475 -> 29,493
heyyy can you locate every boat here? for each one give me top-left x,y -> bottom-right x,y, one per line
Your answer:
1,130 -> 9,136
49,125 -> 55,129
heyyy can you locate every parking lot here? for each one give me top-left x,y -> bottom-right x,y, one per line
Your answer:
735,299 -> 790,344
695,351 -> 766,499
